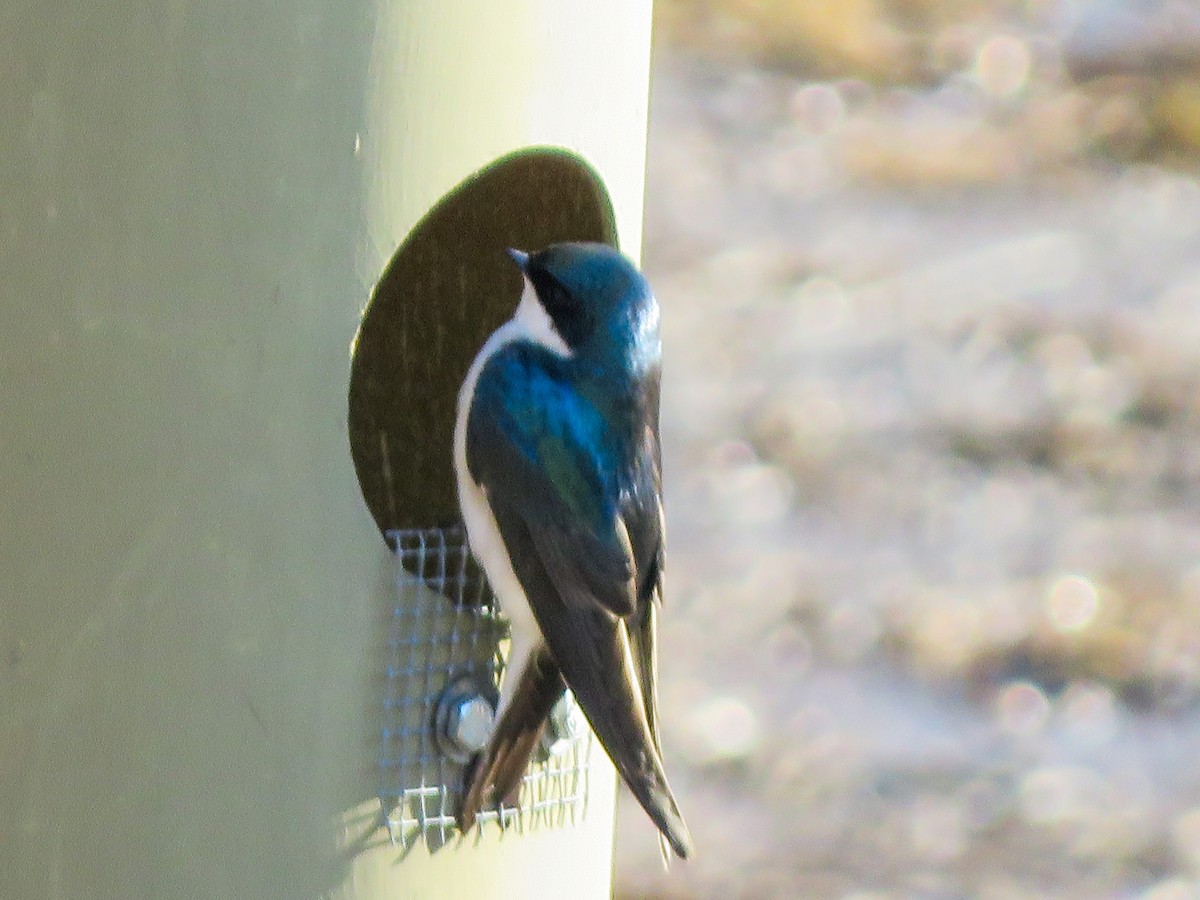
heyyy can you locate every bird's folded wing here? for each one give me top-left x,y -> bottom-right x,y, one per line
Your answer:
466,347 -> 639,618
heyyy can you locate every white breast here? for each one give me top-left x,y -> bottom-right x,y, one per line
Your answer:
452,276 -> 572,716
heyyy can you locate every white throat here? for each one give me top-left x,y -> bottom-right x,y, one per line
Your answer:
512,275 -> 571,357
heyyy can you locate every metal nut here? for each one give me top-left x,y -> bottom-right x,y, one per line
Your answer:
434,678 -> 496,763
449,695 -> 493,751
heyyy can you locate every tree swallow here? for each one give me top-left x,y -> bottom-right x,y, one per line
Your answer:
452,242 -> 693,860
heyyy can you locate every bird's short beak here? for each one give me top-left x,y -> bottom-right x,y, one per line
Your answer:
506,248 -> 529,272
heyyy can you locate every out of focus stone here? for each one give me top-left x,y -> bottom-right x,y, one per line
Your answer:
1065,1 -> 1200,156
839,106 -> 1022,185
1064,0 -> 1200,81
1153,78 -> 1200,150
655,0 -> 916,79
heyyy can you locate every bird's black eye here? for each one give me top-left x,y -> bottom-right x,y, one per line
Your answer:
530,270 -> 594,348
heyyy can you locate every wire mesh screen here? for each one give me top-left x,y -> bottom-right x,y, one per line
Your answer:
380,526 -> 594,851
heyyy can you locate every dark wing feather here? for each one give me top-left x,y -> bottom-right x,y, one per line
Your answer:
627,557 -> 663,757
624,421 -> 667,756
496,493 -> 691,859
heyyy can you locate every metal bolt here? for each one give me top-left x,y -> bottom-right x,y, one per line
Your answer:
449,695 -> 494,752
434,678 -> 495,763
543,690 -> 586,756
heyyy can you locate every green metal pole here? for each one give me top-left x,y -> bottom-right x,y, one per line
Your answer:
1,1 -> 653,898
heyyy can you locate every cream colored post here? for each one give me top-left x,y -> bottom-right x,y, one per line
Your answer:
1,2 -> 653,897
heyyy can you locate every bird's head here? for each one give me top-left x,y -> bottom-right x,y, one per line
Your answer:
508,242 -> 660,372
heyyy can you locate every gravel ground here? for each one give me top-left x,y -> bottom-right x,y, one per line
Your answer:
617,43 -> 1200,899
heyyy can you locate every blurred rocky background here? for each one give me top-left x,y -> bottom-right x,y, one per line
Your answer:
622,1 -> 1200,897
